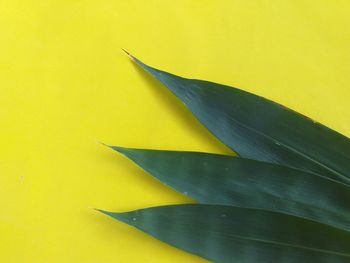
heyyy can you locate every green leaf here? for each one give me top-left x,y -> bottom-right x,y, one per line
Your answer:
110,146 -> 350,232
98,204 -> 350,263
126,52 -> 350,185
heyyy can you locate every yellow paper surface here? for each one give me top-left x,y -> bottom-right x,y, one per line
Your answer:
1,1 -> 350,262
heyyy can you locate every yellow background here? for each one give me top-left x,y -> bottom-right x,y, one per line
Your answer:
1,1 -> 350,262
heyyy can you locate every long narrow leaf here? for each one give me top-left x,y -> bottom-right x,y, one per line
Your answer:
98,204 -> 350,263
125,52 -> 350,185
109,146 -> 350,232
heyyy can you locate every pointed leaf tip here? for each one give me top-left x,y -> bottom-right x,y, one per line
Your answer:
121,50 -> 149,70
95,208 -> 110,215
98,142 -> 126,153
121,49 -> 136,61
108,145 -> 129,154
98,141 -> 110,147
97,209 -> 136,225
97,209 -> 124,219
108,146 -> 144,159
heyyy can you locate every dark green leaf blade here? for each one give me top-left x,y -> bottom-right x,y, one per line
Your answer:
127,53 -> 350,185
98,204 -> 350,263
110,146 -> 350,232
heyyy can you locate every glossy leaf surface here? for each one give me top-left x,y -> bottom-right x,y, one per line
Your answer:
99,204 -> 350,263
127,53 -> 350,185
110,146 -> 350,232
